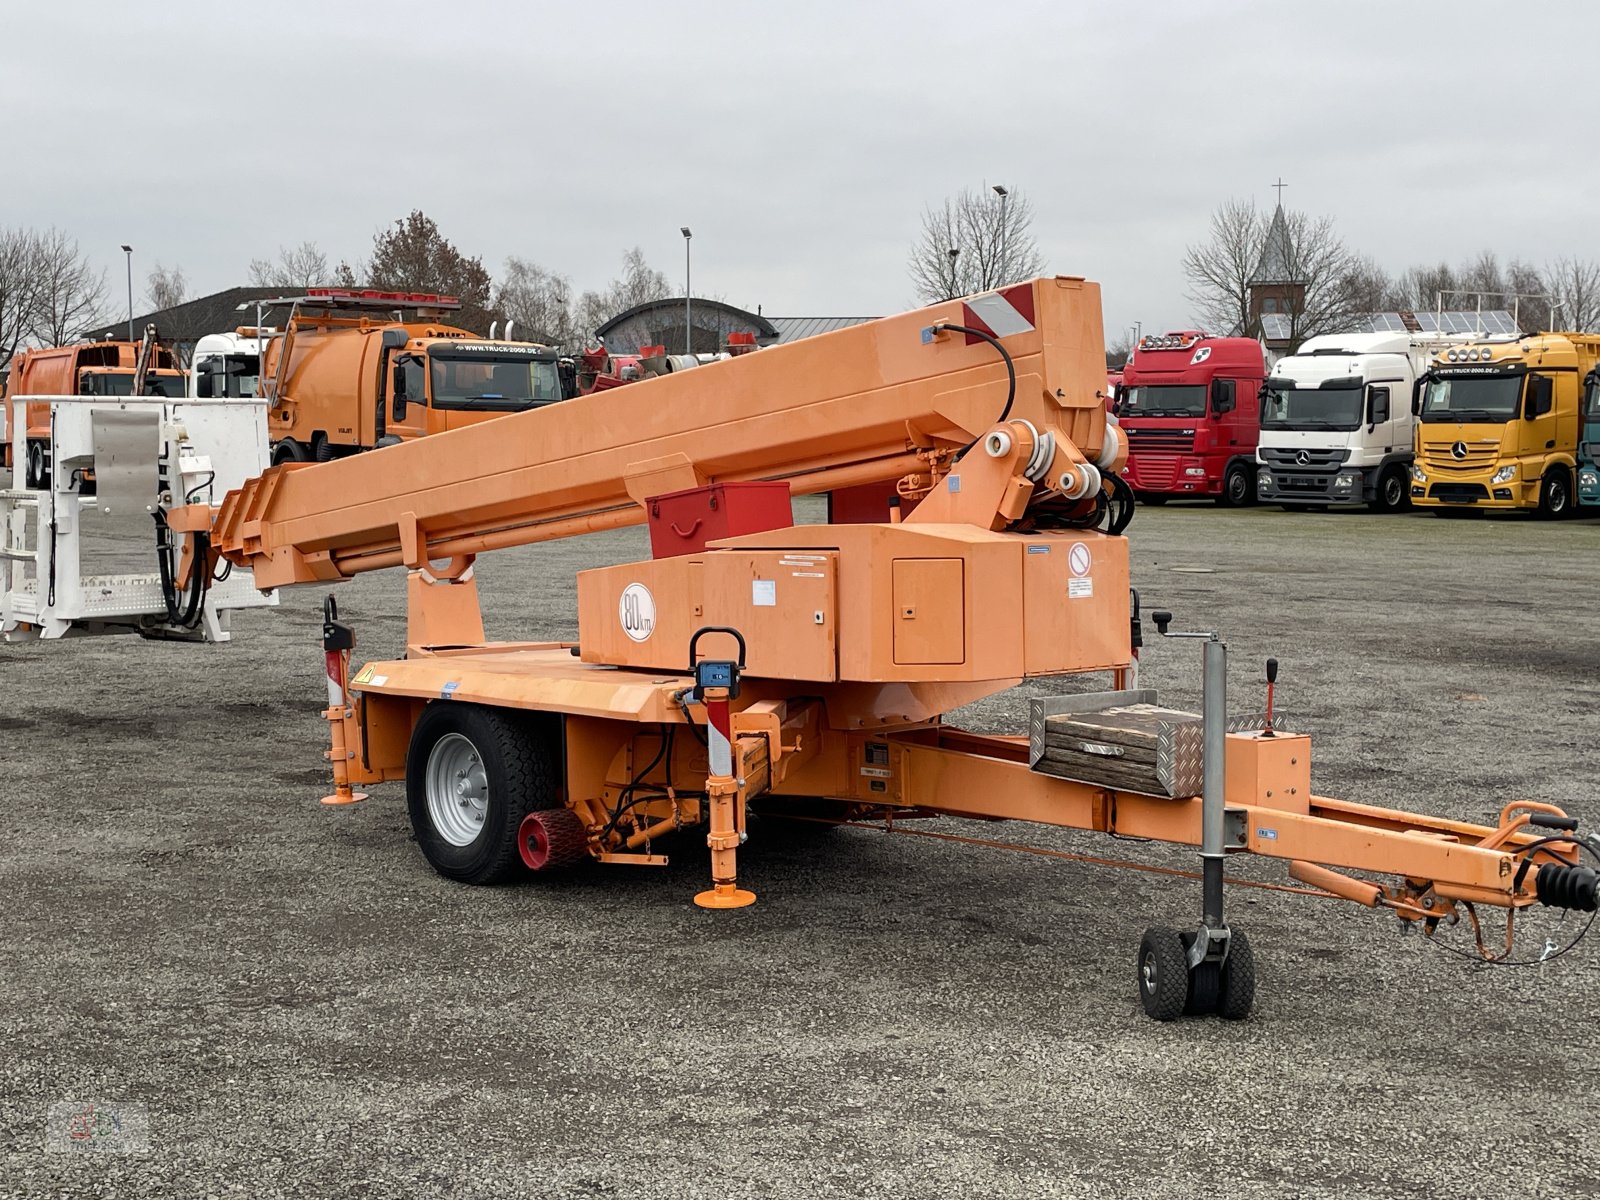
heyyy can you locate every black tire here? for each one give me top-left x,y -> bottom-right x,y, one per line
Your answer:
1218,463 -> 1253,508
1140,495 -> 1169,507
25,440 -> 48,489
1137,926 -> 1189,1021
313,435 -> 336,463
405,702 -> 557,884
1369,466 -> 1409,514
1538,468 -> 1572,520
1217,929 -> 1256,1020
271,438 -> 309,467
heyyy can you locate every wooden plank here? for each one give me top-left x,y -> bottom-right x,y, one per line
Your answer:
1032,757 -> 1178,796
1040,741 -> 1159,768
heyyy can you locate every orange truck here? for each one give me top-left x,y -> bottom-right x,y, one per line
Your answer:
260,289 -> 564,465
3,337 -> 185,486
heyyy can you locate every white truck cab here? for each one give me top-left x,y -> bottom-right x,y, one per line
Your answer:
191,329 -> 269,399
1255,332 -> 1467,512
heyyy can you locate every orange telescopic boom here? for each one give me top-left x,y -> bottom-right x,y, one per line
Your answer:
207,276 -> 1596,1022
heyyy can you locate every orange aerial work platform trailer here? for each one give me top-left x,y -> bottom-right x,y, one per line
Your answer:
206,276 -> 1597,1021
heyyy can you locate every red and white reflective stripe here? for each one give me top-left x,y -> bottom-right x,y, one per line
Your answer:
960,284 -> 1037,344
325,650 -> 344,706
705,700 -> 733,777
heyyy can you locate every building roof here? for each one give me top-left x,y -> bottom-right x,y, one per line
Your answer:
767,316 -> 877,343
97,286 -> 291,343
1251,204 -> 1296,286
595,297 -> 779,343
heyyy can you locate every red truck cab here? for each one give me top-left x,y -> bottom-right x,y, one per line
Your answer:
1115,331 -> 1267,505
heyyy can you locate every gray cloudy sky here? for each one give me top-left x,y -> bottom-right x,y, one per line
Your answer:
3,1 -> 1596,340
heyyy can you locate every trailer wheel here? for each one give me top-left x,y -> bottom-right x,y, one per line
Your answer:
406,703 -> 556,884
1137,926 -> 1189,1021
1216,929 -> 1255,1020
313,435 -> 337,463
1538,468 -> 1572,520
1218,463 -> 1253,507
271,438 -> 309,467
1369,466 -> 1408,513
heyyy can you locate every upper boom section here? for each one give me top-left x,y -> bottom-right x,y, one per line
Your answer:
215,277 -> 1112,588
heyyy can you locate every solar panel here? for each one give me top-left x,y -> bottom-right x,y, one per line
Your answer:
1260,314 -> 1291,340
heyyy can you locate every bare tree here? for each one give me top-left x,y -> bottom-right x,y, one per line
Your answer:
0,227 -> 42,372
26,228 -> 108,346
1105,330 -> 1135,370
1545,256 -> 1600,331
146,262 -> 189,312
573,247 -> 672,343
908,186 -> 1045,303
248,241 -> 332,289
494,257 -> 574,346
1181,198 -> 1265,335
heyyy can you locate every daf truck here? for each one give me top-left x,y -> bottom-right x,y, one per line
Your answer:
260,289 -> 564,464
1256,333 -> 1463,512
1411,333 -> 1600,518
1114,331 -> 1266,505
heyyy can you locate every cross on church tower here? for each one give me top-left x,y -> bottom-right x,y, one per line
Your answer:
1272,177 -> 1287,206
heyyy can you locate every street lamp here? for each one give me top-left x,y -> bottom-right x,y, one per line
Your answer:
120,244 -> 134,341
992,184 -> 1009,288
946,247 -> 960,300
681,226 -> 692,356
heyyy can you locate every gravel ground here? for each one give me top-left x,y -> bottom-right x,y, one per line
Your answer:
2,498 -> 1597,1198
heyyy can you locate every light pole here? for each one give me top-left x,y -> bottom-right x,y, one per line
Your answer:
681,227 -> 692,355
947,247 -> 960,300
120,244 -> 134,341
992,184 -> 1009,288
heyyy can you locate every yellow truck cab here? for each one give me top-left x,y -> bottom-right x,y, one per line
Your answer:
1411,332 -> 1600,518
261,289 -> 564,465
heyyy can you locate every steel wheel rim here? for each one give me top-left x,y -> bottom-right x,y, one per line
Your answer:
1229,472 -> 1246,503
1141,949 -> 1157,995
1551,479 -> 1568,512
427,732 -> 490,846
1384,476 -> 1402,505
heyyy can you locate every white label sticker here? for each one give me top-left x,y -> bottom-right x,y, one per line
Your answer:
859,767 -> 893,779
791,571 -> 825,578
367,674 -> 388,687
1068,577 -> 1094,598
1068,542 -> 1092,578
752,579 -> 777,606
618,582 -> 656,641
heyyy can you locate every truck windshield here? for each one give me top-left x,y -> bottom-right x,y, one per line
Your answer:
1260,386 -> 1361,431
429,353 -> 563,411
1420,375 -> 1520,424
1584,377 -> 1600,422
80,371 -> 187,398
1116,384 -> 1206,418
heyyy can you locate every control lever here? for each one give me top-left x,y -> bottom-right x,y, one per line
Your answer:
1264,657 -> 1279,736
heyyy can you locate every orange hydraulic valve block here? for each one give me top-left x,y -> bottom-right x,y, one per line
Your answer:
319,597 -> 368,807
689,627 -> 755,910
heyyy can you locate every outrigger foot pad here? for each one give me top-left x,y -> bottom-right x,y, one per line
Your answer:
695,885 -> 757,910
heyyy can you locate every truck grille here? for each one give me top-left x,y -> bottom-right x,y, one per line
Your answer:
1128,454 -> 1180,491
1258,447 -> 1349,469
1420,443 -> 1498,472
1429,483 -> 1489,502
1125,428 -> 1195,453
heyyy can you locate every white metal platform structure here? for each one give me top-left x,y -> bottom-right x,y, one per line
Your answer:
2,393 -> 277,642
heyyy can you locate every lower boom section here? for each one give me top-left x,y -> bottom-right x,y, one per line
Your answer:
326,642 -> 1597,1018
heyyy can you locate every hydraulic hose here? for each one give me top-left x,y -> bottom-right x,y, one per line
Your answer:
932,323 -> 1015,461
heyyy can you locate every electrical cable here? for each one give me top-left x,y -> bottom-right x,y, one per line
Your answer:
931,323 -> 1015,461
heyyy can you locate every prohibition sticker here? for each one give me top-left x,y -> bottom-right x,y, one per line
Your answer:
1067,542 -> 1092,578
618,582 -> 656,642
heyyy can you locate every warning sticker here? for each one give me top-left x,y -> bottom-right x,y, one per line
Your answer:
752,579 -> 776,606
352,664 -> 375,685
1068,577 -> 1094,599
1067,542 -> 1092,578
